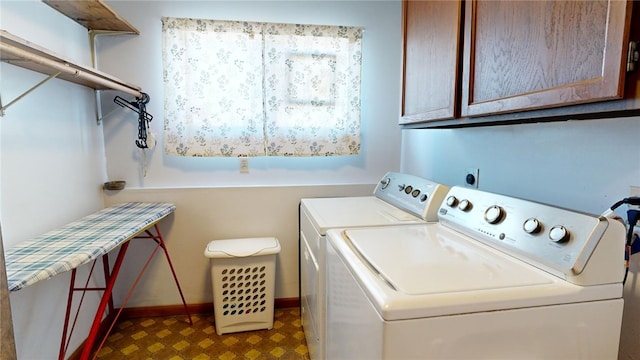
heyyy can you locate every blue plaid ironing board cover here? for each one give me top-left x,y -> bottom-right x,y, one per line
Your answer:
5,202 -> 176,292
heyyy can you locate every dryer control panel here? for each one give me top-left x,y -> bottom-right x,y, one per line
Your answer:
438,186 -> 626,286
374,172 -> 448,222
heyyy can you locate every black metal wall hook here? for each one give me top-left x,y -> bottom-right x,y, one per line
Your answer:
114,92 -> 153,148
114,93 -> 152,121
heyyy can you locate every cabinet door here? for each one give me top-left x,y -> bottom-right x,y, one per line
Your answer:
400,0 -> 463,124
461,0 -> 632,117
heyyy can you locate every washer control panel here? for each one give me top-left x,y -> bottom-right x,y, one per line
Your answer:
438,186 -> 614,279
374,172 -> 449,222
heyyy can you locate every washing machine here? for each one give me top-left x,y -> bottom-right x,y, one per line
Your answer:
299,172 -> 449,360
326,186 -> 626,359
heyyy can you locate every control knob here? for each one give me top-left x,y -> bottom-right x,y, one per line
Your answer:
404,185 -> 413,194
484,205 -> 504,224
523,218 -> 541,234
549,225 -> 570,243
380,177 -> 391,189
458,199 -> 472,212
446,196 -> 458,207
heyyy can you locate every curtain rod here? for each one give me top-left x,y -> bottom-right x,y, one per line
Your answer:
0,41 -> 142,98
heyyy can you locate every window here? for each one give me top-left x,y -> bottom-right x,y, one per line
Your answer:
161,17 -> 363,157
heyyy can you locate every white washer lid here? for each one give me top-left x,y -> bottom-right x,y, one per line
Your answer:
204,237 -> 280,258
329,225 -> 622,320
302,197 -> 424,235
345,226 -> 551,295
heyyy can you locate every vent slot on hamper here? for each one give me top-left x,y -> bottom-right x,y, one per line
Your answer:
204,237 -> 280,335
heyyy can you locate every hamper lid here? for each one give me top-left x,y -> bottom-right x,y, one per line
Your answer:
204,237 -> 280,258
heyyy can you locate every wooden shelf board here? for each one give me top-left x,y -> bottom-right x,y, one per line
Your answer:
42,0 -> 139,34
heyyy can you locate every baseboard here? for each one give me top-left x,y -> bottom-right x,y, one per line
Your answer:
118,302 -> 213,319
274,297 -> 299,310
119,297 -> 299,318
66,297 -> 300,360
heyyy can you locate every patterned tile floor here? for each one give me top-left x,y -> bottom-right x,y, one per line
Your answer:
93,308 -> 309,360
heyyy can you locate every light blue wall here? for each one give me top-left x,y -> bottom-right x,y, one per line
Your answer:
98,0 -> 403,188
401,117 -> 640,215
1,1 -> 108,358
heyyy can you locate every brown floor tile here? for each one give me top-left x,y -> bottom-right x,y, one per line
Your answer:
94,308 -> 309,360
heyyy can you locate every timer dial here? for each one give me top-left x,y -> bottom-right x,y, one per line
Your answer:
484,205 -> 504,224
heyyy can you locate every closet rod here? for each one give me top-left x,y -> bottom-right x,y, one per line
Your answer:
0,42 -> 142,98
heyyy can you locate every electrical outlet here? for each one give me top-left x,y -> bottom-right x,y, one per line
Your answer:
465,168 -> 479,188
239,158 -> 249,173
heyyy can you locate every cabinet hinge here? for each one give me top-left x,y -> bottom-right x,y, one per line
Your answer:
628,41 -> 639,72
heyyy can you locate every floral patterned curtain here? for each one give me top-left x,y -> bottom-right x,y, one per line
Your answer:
162,17 -> 363,157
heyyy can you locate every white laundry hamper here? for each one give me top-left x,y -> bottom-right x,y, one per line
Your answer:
204,237 -> 281,335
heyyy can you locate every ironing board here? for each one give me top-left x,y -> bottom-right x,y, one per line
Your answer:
4,202 -> 191,360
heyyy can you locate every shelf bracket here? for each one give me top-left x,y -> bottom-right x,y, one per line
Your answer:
0,71 -> 62,117
89,29 -> 137,125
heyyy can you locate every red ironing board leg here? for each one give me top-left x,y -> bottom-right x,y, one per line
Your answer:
90,224 -> 192,357
59,258 -> 103,360
149,224 -> 193,325
59,268 -> 77,360
58,222 -> 190,359
79,241 -> 130,360
101,254 -> 115,315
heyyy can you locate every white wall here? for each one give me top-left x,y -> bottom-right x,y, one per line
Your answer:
102,184 -> 374,308
98,0 -> 403,188
400,117 -> 640,360
1,1 -> 109,358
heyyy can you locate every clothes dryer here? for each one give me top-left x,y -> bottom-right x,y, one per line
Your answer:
299,172 -> 448,360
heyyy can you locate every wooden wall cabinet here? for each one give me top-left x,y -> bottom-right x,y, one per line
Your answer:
401,0 -> 639,127
462,0 -> 631,117
400,0 -> 463,124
